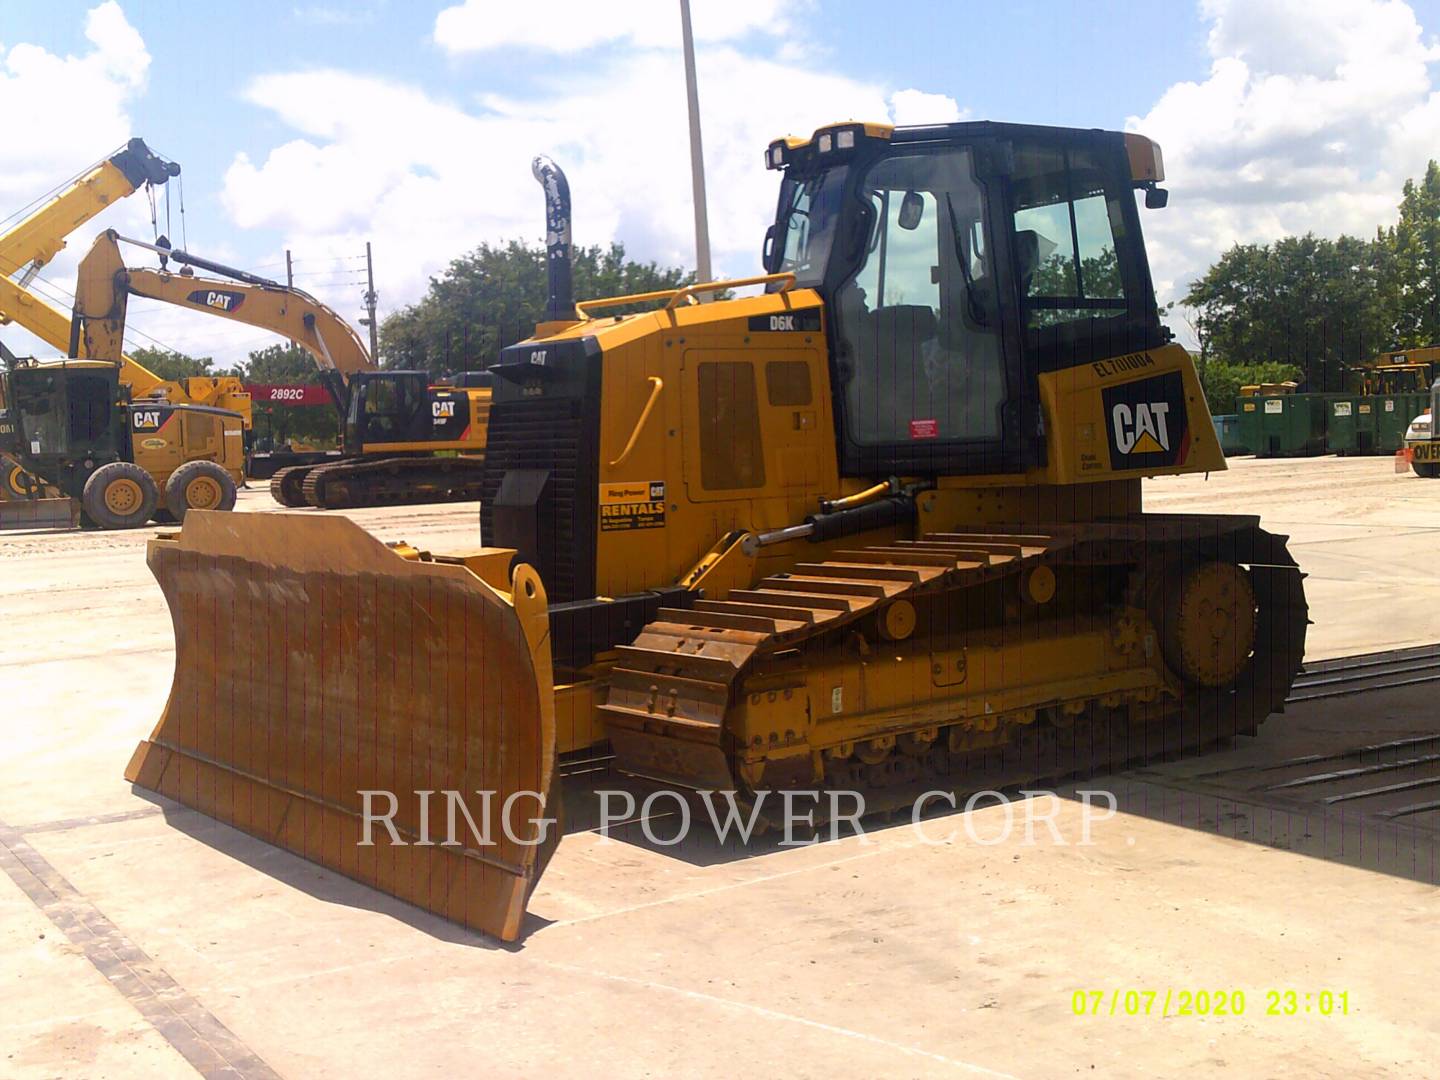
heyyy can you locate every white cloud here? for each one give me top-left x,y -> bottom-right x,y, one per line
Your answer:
218,47 -> 961,345
1129,0 -> 1440,317
0,1 -> 149,208
433,0 -> 800,54
888,89 -> 966,126
0,2 -> 178,360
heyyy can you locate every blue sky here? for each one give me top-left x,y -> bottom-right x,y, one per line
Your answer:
5,1 -> 1440,361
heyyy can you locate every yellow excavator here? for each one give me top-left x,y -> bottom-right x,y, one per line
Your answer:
0,142 -> 248,527
0,139 -> 253,425
74,230 -> 491,509
128,122 -> 1309,941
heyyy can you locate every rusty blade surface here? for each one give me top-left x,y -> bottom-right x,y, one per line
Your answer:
0,497 -> 76,530
126,511 -> 557,942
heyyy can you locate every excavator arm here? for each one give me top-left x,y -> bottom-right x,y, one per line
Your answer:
74,231 -> 375,401
0,141 -> 251,423
0,138 -> 177,286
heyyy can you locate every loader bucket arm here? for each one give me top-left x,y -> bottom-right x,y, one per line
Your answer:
126,512 -> 558,942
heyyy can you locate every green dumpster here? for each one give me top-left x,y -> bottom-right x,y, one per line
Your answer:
1375,392 -> 1428,453
1325,396 -> 1375,454
1244,392 -> 1328,457
1211,414 -> 1250,455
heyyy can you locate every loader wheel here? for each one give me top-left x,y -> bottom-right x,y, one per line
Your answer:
2,457 -> 30,500
1415,462 -> 1439,479
82,462 -> 159,530
165,460 -> 238,522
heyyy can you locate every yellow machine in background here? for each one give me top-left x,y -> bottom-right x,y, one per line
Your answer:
74,230 -> 490,509
130,123 -> 1308,941
0,358 -> 244,527
0,139 -> 253,426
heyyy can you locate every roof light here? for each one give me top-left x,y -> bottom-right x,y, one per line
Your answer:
818,133 -> 833,153
837,129 -> 855,150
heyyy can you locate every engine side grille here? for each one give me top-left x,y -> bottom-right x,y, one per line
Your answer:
479,395 -> 597,602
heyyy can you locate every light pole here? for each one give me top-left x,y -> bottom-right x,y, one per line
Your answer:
679,0 -> 712,284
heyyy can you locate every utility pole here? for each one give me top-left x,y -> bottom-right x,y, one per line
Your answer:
679,0 -> 712,284
362,241 -> 379,361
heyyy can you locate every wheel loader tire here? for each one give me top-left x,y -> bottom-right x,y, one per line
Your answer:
82,462 -> 159,529
1,456 -> 33,500
1414,461 -> 1439,479
165,460 -> 237,522
269,466 -> 311,507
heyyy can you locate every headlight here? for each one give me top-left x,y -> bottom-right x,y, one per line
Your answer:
818,133 -> 833,153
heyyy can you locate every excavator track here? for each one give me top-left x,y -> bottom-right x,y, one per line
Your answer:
268,465 -> 312,507
299,455 -> 488,509
600,515 -> 1308,815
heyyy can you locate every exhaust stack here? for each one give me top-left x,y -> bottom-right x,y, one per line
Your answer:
532,155 -> 575,322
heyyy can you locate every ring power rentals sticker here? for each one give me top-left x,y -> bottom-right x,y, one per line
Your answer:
1103,370 -> 1190,470
600,480 -> 666,531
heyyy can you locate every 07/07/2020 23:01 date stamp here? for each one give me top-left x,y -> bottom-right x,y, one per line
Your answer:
1072,989 -> 1352,1018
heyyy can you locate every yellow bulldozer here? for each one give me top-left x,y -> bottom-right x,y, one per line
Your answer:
128,121 -> 1309,941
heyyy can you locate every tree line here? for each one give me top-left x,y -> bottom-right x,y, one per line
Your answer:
128,343 -> 338,449
1182,160 -> 1440,412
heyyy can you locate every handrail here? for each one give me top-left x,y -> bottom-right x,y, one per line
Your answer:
664,272 -> 795,310
608,376 -> 664,468
574,271 -> 798,320
575,288 -> 684,319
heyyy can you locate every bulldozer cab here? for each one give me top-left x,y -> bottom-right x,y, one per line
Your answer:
0,364 -> 122,487
764,123 -> 1167,477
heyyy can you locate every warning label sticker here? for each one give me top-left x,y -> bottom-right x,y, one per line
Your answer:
909,418 -> 939,439
600,480 -> 667,531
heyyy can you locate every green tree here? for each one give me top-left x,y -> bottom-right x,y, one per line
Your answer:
1183,233 -> 1391,392
1388,160 -> 1440,347
128,345 -> 217,381
240,344 -> 339,449
1196,359 -> 1303,415
381,240 -> 693,374
1026,247 -> 1123,327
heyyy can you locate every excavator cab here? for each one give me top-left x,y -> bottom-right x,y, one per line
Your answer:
762,122 -> 1168,477
343,370 -> 430,448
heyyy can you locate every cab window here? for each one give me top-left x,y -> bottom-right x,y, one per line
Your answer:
833,146 -> 1006,448
1011,143 -> 1130,329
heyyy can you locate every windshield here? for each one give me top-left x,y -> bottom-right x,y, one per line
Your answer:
832,146 -> 1007,448
772,167 -> 846,287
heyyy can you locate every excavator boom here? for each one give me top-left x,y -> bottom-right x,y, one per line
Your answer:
74,230 -> 375,383
0,138 -> 177,285
0,141 -> 252,424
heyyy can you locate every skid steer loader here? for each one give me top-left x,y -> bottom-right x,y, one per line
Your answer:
129,122 -> 1308,942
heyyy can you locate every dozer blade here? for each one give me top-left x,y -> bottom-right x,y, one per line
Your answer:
0,497 -> 76,530
127,511 -> 557,942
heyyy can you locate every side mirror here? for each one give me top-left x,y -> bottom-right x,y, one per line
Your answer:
762,224 -> 777,273
1145,186 -> 1169,209
898,191 -> 925,230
